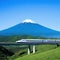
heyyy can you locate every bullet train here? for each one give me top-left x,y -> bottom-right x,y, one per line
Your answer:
16,39 -> 60,45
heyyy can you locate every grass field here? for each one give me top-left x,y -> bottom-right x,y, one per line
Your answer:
15,47 -> 60,60
9,44 -> 58,60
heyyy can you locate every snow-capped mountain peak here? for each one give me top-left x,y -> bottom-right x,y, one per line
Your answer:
0,20 -> 60,38
23,19 -> 35,23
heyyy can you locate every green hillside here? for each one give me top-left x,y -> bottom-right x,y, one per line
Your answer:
0,35 -> 58,42
0,36 -> 60,60
15,47 -> 60,60
9,45 -> 58,60
0,35 -> 38,42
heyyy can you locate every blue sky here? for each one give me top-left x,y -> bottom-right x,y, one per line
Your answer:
0,0 -> 60,31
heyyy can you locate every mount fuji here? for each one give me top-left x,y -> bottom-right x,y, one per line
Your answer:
0,19 -> 60,38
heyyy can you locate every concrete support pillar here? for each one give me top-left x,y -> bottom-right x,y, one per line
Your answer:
28,45 -> 31,55
33,45 -> 35,53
